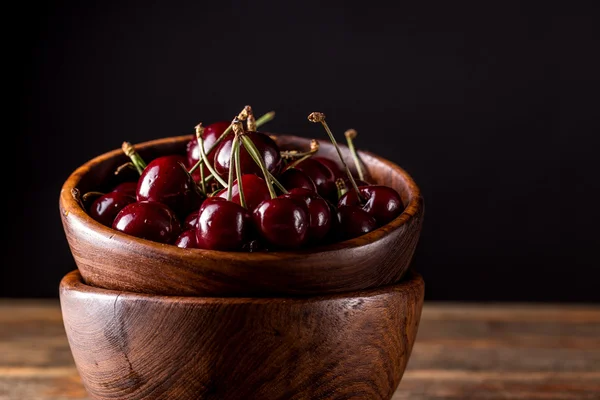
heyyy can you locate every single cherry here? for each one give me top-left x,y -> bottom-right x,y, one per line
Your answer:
137,156 -> 202,216
214,131 -> 281,179
338,185 -> 403,226
112,181 -> 138,197
279,168 -> 317,192
294,158 -> 337,202
186,121 -> 230,180
335,206 -> 377,240
313,156 -> 345,180
183,210 -> 199,230
89,192 -> 136,227
196,197 -> 252,251
175,229 -> 199,248
216,174 -> 270,211
253,197 -> 309,249
284,188 -> 331,242
112,201 -> 181,244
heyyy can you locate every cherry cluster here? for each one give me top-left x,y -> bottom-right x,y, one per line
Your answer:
81,107 -> 404,251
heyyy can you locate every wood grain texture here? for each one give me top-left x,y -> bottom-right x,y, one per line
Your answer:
2,300 -> 600,400
59,134 -> 424,297
58,270 -> 424,400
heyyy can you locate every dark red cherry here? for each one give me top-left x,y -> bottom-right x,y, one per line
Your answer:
279,168 -> 317,192
284,188 -> 331,242
216,174 -> 270,211
335,206 -> 377,240
175,229 -> 199,248
186,121 -> 231,180
196,199 -> 252,251
112,201 -> 181,244
214,131 -> 281,179
253,197 -> 309,249
183,210 -> 200,230
338,185 -> 403,226
294,158 -> 337,202
112,181 -> 138,197
313,157 -> 345,180
89,192 -> 136,227
137,156 -> 202,216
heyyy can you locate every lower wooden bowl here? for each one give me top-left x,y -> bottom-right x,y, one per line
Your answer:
60,269 -> 425,400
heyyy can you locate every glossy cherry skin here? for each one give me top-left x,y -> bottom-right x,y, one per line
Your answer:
112,181 -> 138,197
294,158 -> 337,202
284,188 -> 331,242
175,229 -> 199,248
216,174 -> 270,211
183,210 -> 199,230
279,168 -> 317,192
253,197 -> 309,249
335,205 -> 377,240
112,201 -> 181,244
338,185 -> 404,226
313,157 -> 345,180
214,131 -> 281,179
186,121 -> 231,181
196,198 -> 252,251
137,156 -> 202,216
88,192 -> 136,227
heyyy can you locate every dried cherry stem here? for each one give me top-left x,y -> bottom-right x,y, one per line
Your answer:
196,123 -> 228,188
285,139 -> 320,170
188,109 -> 275,175
121,142 -> 147,175
344,129 -> 365,181
231,121 -> 247,208
114,162 -> 136,176
82,191 -> 105,203
71,188 -> 85,210
308,112 -> 363,201
245,105 -> 257,131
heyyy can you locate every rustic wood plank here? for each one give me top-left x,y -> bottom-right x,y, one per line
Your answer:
1,300 -> 599,400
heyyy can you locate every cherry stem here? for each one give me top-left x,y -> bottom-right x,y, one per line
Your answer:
121,142 -> 147,175
269,173 -> 288,194
188,110 -> 275,175
203,173 -> 214,184
232,125 -> 247,209
196,124 -> 228,188
239,134 -> 278,199
255,111 -> 275,127
82,191 -> 105,203
114,162 -> 136,176
71,188 -> 85,210
344,129 -> 365,181
335,178 -> 348,200
308,112 -> 363,201
226,136 -> 239,202
246,106 -> 257,131
285,139 -> 320,170
198,149 -> 206,194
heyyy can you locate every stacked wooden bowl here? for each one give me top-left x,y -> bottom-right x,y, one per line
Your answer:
59,135 -> 425,400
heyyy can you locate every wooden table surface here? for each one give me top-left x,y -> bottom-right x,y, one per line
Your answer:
1,300 -> 599,400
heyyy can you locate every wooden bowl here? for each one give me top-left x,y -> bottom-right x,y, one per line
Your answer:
60,269 -> 424,400
59,135 -> 424,296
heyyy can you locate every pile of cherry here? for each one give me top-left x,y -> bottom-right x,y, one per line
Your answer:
82,107 -> 404,251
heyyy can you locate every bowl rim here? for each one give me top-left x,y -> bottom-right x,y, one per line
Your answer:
59,134 -> 422,260
60,269 -> 424,304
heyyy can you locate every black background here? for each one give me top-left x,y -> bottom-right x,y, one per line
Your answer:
5,1 -> 600,301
